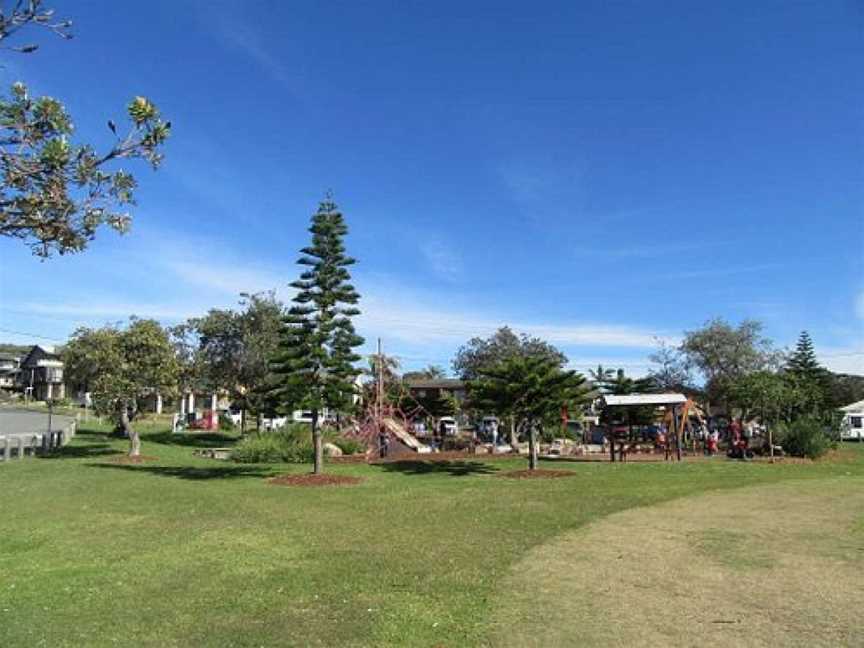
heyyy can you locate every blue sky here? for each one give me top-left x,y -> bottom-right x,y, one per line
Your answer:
0,0 -> 862,376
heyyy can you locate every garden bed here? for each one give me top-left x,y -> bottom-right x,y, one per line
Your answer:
499,469 -> 576,479
268,473 -> 364,487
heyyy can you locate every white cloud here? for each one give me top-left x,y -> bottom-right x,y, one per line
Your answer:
203,5 -> 299,92
420,238 -> 463,282
166,259 -> 286,298
354,276 -> 674,350
18,301 -> 199,322
817,345 -> 864,376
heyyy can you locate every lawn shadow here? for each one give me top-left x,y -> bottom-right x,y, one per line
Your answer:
146,431 -> 239,449
40,443 -> 122,460
88,462 -> 275,481
376,459 -> 499,477
74,428 -> 114,441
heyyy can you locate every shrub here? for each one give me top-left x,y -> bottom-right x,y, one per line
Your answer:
218,412 -> 236,431
778,417 -> 838,459
442,435 -> 473,451
332,435 -> 366,455
231,426 -> 314,464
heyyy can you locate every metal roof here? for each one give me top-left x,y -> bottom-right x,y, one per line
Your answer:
840,399 -> 864,413
602,393 -> 687,407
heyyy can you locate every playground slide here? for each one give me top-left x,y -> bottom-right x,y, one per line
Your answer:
382,417 -> 433,454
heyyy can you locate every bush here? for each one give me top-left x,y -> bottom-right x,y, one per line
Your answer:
442,435 -> 473,451
231,426 -> 314,464
218,412 -> 236,431
331,435 -> 366,455
778,417 -> 838,459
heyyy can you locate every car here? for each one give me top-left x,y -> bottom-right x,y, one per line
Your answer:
438,416 -> 458,436
262,416 -> 288,430
220,407 -> 242,426
479,416 -> 500,441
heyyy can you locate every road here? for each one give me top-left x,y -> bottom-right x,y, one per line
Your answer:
0,408 -> 75,438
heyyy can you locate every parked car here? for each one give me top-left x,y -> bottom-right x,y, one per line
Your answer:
479,416 -> 500,441
438,416 -> 458,436
262,416 -> 288,430
411,417 -> 429,438
220,407 -> 242,426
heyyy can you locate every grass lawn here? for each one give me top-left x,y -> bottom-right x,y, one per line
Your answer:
1,422 -> 862,647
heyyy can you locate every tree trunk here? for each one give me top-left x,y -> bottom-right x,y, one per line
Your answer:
509,416 -> 518,450
768,425 -> 774,464
528,423 -> 538,470
312,409 -> 323,474
121,404 -> 140,457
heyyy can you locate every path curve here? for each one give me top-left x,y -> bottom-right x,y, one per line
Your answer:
484,478 -> 864,647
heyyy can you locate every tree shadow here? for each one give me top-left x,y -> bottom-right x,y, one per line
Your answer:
88,462 -> 275,481
40,443 -> 122,460
146,431 -> 239,449
376,459 -> 499,477
74,428 -> 114,441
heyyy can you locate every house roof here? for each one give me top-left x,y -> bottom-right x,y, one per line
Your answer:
405,378 -> 465,390
20,345 -> 60,367
840,399 -> 864,413
603,393 -> 688,407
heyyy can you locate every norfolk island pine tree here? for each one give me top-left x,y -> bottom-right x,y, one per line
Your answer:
266,195 -> 364,474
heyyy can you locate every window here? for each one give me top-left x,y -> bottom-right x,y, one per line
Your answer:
851,416 -> 862,429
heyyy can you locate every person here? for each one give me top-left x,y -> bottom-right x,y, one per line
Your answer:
378,429 -> 389,458
729,418 -> 742,445
490,420 -> 499,448
707,429 -> 719,456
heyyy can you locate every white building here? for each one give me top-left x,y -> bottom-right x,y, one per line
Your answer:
840,400 -> 864,440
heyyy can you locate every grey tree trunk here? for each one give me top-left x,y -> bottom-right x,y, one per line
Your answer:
121,404 -> 140,457
312,409 -> 323,474
528,423 -> 538,470
509,416 -> 518,450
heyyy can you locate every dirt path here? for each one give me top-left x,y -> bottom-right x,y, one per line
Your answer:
485,478 -> 864,647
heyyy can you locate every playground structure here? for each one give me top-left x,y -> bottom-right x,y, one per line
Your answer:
601,393 -> 689,462
347,402 -> 433,454
342,339 -> 435,455
662,397 -> 706,453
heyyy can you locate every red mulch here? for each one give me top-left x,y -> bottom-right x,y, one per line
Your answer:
499,469 -> 576,480
371,450 -> 515,464
268,474 -> 364,487
107,455 -> 159,465
328,454 -> 371,464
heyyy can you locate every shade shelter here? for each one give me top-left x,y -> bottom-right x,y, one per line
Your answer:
601,393 -> 688,462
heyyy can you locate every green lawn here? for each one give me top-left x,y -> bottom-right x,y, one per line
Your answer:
1,423 -> 862,647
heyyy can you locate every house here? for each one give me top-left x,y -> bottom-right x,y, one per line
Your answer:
17,345 -> 65,401
404,378 -> 467,405
0,354 -> 20,391
840,399 -> 864,441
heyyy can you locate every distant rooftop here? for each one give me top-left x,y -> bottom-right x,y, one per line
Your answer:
404,378 -> 465,390
603,393 -> 687,407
